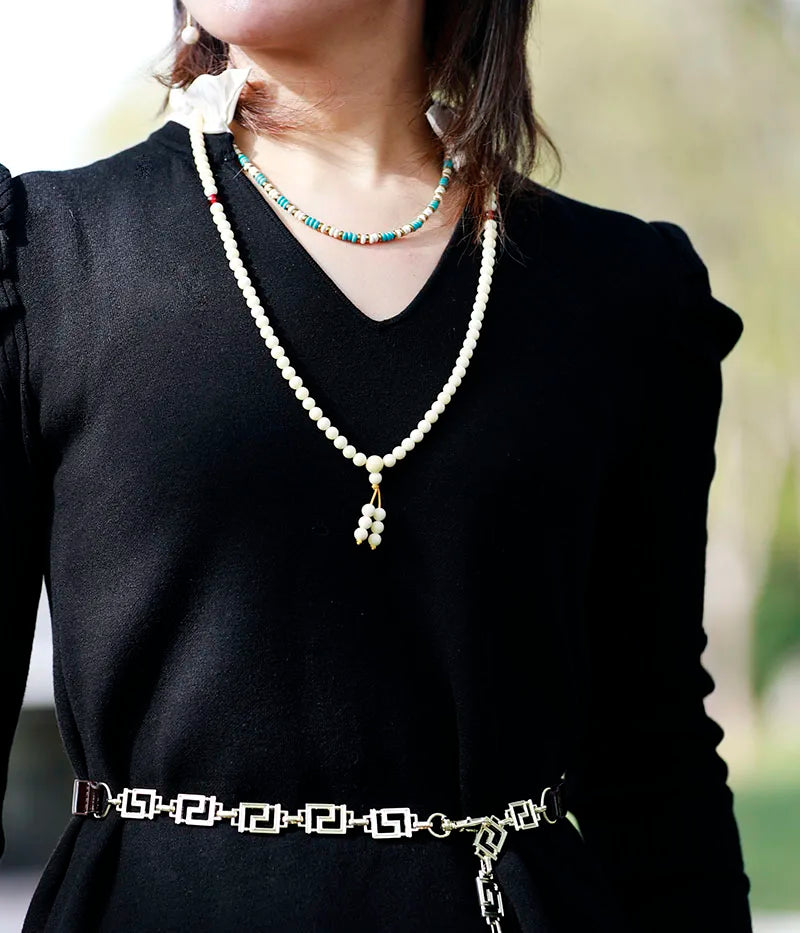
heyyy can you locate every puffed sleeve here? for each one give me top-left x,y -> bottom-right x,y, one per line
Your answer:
565,222 -> 752,931
0,162 -> 48,860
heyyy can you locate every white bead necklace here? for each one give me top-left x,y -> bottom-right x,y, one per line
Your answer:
188,107 -> 498,550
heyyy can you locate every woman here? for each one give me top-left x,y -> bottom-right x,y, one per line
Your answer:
0,0 -> 753,930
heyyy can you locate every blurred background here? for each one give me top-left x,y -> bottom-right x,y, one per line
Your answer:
1,0 -> 798,929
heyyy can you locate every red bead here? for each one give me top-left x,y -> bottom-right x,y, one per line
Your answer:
208,194 -> 218,203
484,209 -> 495,219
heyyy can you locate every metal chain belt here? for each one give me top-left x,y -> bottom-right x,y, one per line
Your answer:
72,777 -> 567,932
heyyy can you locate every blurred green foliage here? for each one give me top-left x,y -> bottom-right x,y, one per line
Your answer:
752,456 -> 800,699
736,775 -> 800,910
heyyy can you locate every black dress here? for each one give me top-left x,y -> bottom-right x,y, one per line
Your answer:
0,119 -> 752,932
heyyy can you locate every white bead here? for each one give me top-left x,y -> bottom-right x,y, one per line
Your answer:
368,533 -> 382,548
449,375 -> 462,388
369,471 -> 382,484
374,507 -> 386,521
382,454 -> 396,468
271,346 -> 285,360
317,416 -> 331,430
243,286 -> 257,299
325,426 -> 338,439
371,520 -> 385,534
417,420 -> 431,434
229,257 -> 244,272
409,429 -> 424,443
359,515 -> 373,529
265,335 -> 280,348
453,364 -> 466,378
353,452 -> 367,467
289,376 -> 303,390
210,202 -> 224,215
361,504 -> 376,518
181,24 -> 200,44
246,295 -> 261,309
281,367 -> 295,380
354,527 -> 369,542
276,357 -> 290,369
401,438 -> 415,452
432,400 -> 445,415
295,386 -> 309,400
439,387 -> 453,401
309,407 -> 323,420
302,397 -> 316,410
366,455 -> 384,473
393,446 -> 406,460
343,445 -> 356,458
425,409 -> 439,423
460,348 -> 473,362
255,313 -> 268,328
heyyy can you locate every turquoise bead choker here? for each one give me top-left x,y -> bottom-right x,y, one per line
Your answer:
233,143 -> 456,245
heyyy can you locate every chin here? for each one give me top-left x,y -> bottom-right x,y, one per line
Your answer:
187,0 -> 371,48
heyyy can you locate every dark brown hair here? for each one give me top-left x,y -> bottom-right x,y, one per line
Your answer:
154,0 -> 560,250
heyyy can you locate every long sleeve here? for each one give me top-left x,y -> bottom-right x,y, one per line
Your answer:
0,163 -> 48,861
565,222 -> 752,931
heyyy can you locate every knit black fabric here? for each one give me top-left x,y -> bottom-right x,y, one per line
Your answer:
0,119 -> 751,932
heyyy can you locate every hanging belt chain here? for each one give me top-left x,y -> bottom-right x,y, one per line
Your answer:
72,777 -> 568,933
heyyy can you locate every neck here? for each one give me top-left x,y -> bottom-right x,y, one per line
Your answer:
227,5 -> 442,190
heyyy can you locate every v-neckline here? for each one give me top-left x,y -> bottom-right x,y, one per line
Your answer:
225,134 -> 469,331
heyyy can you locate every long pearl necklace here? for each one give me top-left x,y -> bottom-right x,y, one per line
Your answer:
233,143 -> 456,245
188,107 -> 498,550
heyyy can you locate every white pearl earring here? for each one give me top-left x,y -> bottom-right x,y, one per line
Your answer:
181,10 -> 201,45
